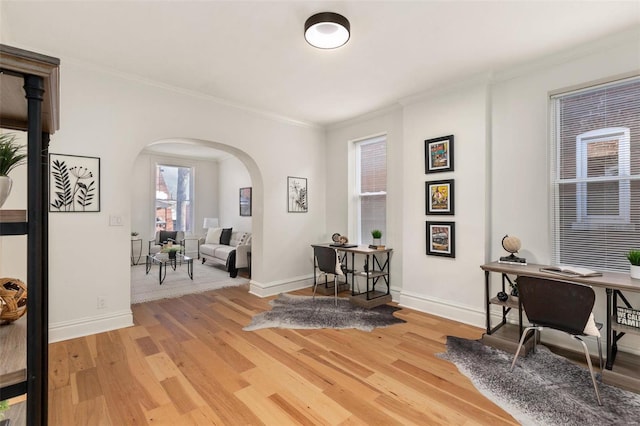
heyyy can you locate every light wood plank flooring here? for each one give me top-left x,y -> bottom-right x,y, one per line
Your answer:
48,285 -> 518,425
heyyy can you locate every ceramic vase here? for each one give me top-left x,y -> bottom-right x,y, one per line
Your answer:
373,238 -> 381,246
631,265 -> 640,280
0,176 -> 12,208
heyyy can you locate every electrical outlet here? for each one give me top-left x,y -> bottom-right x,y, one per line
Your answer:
97,296 -> 107,309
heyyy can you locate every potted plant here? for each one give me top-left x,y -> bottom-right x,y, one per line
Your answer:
131,231 -> 139,240
0,133 -> 27,208
627,249 -> 640,279
371,229 -> 382,246
0,399 -> 9,421
161,245 -> 181,260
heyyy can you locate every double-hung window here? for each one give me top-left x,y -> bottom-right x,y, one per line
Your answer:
550,76 -> 640,271
155,164 -> 193,233
354,136 -> 387,244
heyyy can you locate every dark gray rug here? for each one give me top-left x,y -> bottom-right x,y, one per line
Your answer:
243,293 -> 405,332
438,336 -> 640,426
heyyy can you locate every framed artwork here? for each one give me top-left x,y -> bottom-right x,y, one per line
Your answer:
239,187 -> 252,216
287,176 -> 308,213
49,153 -> 100,212
425,135 -> 454,174
426,221 -> 455,258
426,179 -> 455,215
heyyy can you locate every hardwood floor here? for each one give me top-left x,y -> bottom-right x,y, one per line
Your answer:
48,285 -> 518,425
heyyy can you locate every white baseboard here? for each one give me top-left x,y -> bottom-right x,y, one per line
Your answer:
49,310 -> 133,343
249,275 -> 315,298
398,290 -> 485,329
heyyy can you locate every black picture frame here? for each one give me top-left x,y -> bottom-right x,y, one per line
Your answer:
49,153 -> 101,212
287,176 -> 308,213
426,179 -> 455,215
425,135 -> 454,174
426,221 -> 455,258
239,187 -> 252,216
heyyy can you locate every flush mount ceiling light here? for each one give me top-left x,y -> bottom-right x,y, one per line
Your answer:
304,12 -> 350,49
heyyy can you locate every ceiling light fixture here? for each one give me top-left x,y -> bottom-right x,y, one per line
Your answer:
304,12 -> 350,49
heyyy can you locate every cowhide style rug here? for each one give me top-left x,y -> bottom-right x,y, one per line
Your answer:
438,336 -> 640,426
243,293 -> 405,332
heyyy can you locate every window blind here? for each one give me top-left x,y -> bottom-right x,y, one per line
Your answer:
356,136 -> 387,244
550,76 -> 640,271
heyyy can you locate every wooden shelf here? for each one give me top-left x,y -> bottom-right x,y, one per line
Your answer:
612,317 -> 640,336
489,295 -> 519,310
0,316 -> 26,388
0,210 -> 27,236
355,270 -> 388,279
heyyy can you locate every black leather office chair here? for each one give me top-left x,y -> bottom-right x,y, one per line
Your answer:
511,276 -> 603,405
313,246 -> 345,306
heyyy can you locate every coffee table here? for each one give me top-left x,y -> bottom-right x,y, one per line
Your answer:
145,252 -> 193,285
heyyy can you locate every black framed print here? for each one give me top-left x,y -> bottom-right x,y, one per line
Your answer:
239,187 -> 252,216
287,176 -> 308,213
425,135 -> 454,174
426,221 -> 455,258
49,153 -> 100,212
426,179 -> 454,215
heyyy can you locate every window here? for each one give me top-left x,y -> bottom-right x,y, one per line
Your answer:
550,76 -> 640,271
155,164 -> 193,233
355,136 -> 387,244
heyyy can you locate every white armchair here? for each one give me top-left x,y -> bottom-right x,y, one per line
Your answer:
148,230 -> 185,255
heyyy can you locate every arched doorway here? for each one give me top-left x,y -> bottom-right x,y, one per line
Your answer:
129,138 -> 262,303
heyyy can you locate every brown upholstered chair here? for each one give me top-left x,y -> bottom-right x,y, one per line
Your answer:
510,276 -> 603,405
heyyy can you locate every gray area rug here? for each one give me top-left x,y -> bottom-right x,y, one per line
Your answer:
438,336 -> 640,426
131,262 -> 248,304
243,293 -> 406,332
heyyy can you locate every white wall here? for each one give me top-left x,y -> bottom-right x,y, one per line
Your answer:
399,80 -> 489,326
26,58 -> 325,342
218,155 -> 252,232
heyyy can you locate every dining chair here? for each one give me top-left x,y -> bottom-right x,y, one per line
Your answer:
313,246 -> 345,306
510,276 -> 603,405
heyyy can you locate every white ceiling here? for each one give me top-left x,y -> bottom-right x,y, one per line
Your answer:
2,1 -> 639,128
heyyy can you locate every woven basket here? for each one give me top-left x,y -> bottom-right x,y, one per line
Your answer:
0,277 -> 27,324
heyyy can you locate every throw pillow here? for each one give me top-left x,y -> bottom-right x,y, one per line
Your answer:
220,228 -> 233,245
159,230 -> 177,244
205,227 -> 222,244
583,312 -> 601,337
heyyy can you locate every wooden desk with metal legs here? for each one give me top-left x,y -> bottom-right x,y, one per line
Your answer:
481,261 -> 640,392
312,244 -> 393,308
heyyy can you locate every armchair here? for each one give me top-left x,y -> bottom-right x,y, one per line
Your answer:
148,230 -> 185,255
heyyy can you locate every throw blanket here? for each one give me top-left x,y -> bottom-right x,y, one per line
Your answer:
226,249 -> 238,277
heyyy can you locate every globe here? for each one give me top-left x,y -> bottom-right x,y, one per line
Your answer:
499,235 -> 526,265
0,278 -> 27,324
502,235 -> 521,254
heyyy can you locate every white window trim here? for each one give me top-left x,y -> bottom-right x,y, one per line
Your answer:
574,127 -> 630,226
353,135 -> 387,245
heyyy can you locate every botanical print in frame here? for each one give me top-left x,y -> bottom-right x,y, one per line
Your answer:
426,221 -> 455,258
49,153 -> 100,212
239,187 -> 252,217
426,179 -> 455,215
287,176 -> 308,213
425,135 -> 454,174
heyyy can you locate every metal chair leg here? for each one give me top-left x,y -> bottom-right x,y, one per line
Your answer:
574,336 -> 602,406
334,276 -> 338,306
511,326 -> 539,371
596,336 -> 603,372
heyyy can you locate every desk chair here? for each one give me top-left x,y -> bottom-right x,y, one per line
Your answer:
313,246 -> 345,306
511,276 -> 603,406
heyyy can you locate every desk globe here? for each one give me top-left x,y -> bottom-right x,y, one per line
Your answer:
0,278 -> 27,324
499,235 -> 526,265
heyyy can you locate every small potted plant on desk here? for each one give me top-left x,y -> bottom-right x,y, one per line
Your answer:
627,249 -> 640,279
131,231 -> 139,240
370,229 -> 383,249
